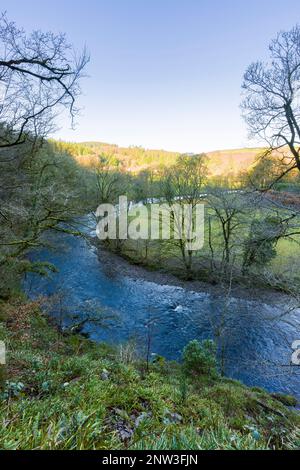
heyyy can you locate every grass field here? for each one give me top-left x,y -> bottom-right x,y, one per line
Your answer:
112,201 -> 300,287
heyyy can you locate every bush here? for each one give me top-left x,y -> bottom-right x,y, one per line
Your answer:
182,340 -> 218,378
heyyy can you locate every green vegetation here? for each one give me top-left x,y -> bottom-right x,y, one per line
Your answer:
0,299 -> 299,450
182,340 -> 218,379
53,140 -> 266,184
100,162 -> 300,293
1,14 -> 300,452
48,141 -> 300,294
0,140 -> 97,298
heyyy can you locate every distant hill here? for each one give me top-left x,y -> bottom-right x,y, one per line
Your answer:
206,148 -> 263,177
52,140 -> 264,177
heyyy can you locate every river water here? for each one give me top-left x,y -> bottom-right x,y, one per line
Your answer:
24,222 -> 300,400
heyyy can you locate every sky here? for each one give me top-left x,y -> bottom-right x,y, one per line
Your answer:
2,0 -> 300,152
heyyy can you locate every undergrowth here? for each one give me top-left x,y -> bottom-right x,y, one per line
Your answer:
0,298 -> 299,450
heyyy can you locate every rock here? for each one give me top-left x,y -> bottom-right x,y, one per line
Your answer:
134,412 -> 152,428
118,426 -> 134,442
163,410 -> 183,425
169,412 -> 183,423
101,369 -> 110,381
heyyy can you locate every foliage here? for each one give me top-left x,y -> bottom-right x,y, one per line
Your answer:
0,141 -> 94,298
1,14 -> 300,453
243,217 -> 280,269
182,340 -> 218,379
0,15 -> 89,299
0,300 -> 298,450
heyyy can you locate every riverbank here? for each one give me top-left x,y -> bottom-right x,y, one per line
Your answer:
0,296 -> 299,450
92,238 -> 296,308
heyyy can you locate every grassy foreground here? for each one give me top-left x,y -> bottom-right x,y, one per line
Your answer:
0,298 -> 299,451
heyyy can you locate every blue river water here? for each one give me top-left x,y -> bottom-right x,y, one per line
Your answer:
24,225 -> 300,400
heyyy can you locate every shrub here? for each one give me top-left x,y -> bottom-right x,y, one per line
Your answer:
182,340 -> 218,378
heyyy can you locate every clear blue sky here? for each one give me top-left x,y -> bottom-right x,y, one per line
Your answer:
3,0 -> 300,152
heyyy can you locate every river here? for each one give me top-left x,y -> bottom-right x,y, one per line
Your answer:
23,219 -> 300,400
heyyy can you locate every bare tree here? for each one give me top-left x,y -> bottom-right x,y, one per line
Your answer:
242,25 -> 300,183
93,155 -> 121,205
159,154 -> 207,278
0,15 -> 89,297
0,12 -> 89,153
207,189 -> 250,274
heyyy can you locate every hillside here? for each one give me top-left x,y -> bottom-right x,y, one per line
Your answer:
1,298 -> 299,450
206,148 -> 263,177
52,140 -> 264,177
